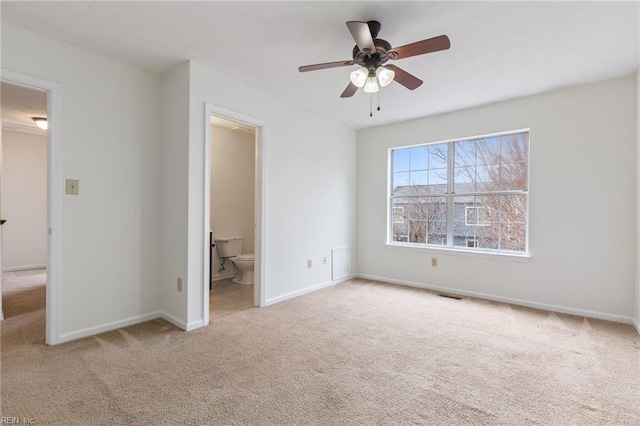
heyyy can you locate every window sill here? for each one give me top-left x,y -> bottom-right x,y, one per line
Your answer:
385,242 -> 532,260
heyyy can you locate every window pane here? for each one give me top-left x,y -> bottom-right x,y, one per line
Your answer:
500,223 -> 526,251
427,221 -> 447,245
427,169 -> 447,193
500,162 -> 527,191
501,133 -> 528,163
476,165 -> 500,191
498,194 -> 526,224
428,144 -> 448,169
392,197 -> 446,245
393,148 -> 410,172
455,140 -> 476,167
476,137 -> 501,166
454,166 -> 475,192
392,221 -> 408,242
392,171 -> 410,194
408,220 -> 427,243
476,224 -> 500,249
410,147 -> 428,170
410,170 -> 428,186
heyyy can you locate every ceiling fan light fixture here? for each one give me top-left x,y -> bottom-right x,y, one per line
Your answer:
376,66 -> 395,87
349,67 -> 368,88
363,76 -> 379,94
32,117 -> 48,130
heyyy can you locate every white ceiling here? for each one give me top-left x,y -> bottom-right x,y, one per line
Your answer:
1,82 -> 47,135
2,1 -> 638,130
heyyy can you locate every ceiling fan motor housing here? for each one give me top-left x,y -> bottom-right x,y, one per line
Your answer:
352,38 -> 395,70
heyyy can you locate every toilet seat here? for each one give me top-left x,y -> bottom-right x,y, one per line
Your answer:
235,254 -> 254,262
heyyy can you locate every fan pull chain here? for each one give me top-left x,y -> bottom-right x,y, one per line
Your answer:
377,90 -> 381,111
369,90 -> 373,117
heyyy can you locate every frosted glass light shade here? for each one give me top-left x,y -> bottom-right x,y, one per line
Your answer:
349,67 -> 368,88
32,117 -> 48,130
363,77 -> 379,93
376,66 -> 395,87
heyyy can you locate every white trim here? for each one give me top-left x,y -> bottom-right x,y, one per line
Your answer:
211,271 -> 236,282
358,273 -> 636,326
385,241 -> 532,260
264,276 -> 354,306
158,311 -> 187,330
1,69 -> 62,345
2,264 -> 47,272
634,318 -> 640,336
186,319 -> 204,331
204,104 -> 267,329
58,312 -> 163,344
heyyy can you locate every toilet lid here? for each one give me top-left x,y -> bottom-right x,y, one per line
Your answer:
236,254 -> 254,261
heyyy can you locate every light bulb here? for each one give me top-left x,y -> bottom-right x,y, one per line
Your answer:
376,66 -> 395,87
349,67 -> 368,88
363,76 -> 379,93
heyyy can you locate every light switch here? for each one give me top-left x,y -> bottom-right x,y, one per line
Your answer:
65,179 -> 79,195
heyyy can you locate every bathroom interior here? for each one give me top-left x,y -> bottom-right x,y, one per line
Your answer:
209,116 -> 256,319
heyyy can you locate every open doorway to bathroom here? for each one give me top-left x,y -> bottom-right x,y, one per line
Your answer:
209,115 -> 257,320
0,82 -> 48,329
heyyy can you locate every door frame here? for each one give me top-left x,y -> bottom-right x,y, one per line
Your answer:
1,69 -> 61,345
203,103 -> 266,326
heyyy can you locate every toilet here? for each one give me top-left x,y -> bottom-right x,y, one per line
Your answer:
214,236 -> 254,285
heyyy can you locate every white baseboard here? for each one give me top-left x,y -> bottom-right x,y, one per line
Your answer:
357,274 -> 636,326
186,319 -> 204,331
212,271 -> 235,282
633,318 -> 640,335
2,264 -> 47,272
57,312 -> 163,344
265,275 -> 354,306
157,311 -> 188,330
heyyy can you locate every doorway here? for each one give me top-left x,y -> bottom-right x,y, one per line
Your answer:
0,82 -> 48,324
1,70 -> 61,345
203,105 -> 265,325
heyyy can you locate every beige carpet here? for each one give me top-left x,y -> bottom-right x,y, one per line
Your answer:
1,279 -> 639,425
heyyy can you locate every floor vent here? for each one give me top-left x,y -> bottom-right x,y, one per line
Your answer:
438,293 -> 463,300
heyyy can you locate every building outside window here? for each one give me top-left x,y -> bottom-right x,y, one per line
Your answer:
389,130 -> 529,254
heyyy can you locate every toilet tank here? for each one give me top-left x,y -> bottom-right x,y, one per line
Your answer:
215,236 -> 244,258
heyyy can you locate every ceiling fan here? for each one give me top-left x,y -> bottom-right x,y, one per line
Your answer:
298,21 -> 450,98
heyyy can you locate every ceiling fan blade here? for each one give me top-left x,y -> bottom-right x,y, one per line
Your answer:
346,21 -> 376,54
340,82 -> 358,98
299,60 -> 355,72
392,35 -> 451,60
387,65 -> 423,90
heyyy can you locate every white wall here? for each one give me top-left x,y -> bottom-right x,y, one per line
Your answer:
636,67 -> 640,333
1,130 -> 47,270
1,23 -> 163,341
159,62 -> 190,326
181,61 -> 357,325
358,75 -> 637,321
210,124 -> 255,280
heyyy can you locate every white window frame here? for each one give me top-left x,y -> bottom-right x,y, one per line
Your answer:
387,129 -> 530,256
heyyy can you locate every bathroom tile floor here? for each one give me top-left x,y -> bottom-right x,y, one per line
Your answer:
210,278 -> 254,320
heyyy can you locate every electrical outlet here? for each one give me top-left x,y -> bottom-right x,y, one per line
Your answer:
323,257 -> 327,266
431,258 -> 438,267
177,277 -> 183,292
307,259 -> 312,268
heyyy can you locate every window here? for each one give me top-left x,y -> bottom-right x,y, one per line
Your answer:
389,130 -> 529,254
